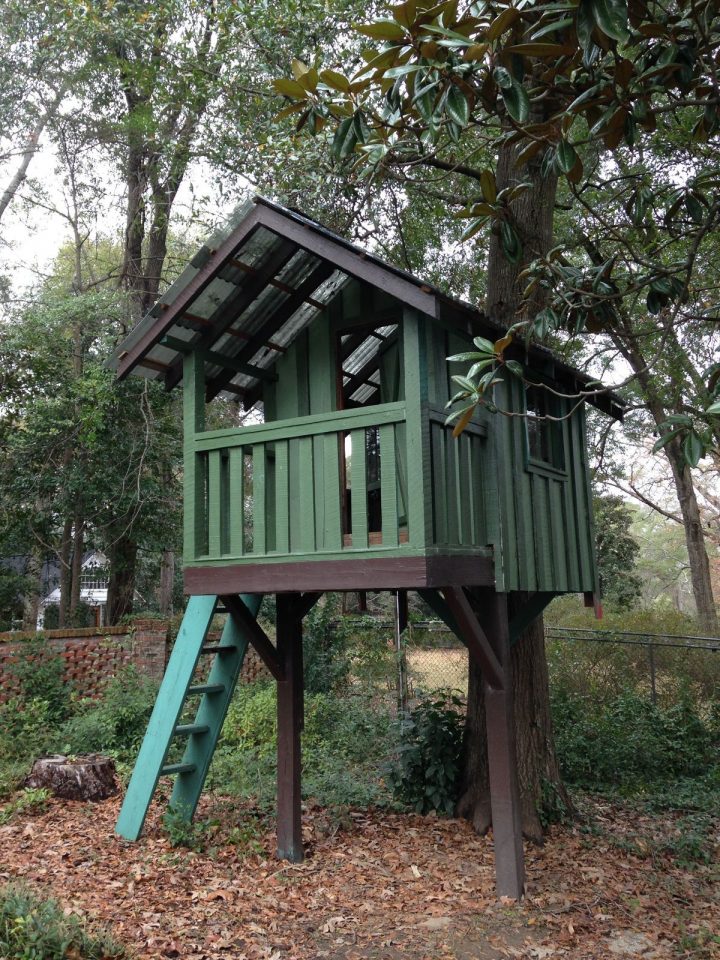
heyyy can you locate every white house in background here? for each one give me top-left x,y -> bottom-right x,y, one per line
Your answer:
36,551 -> 110,629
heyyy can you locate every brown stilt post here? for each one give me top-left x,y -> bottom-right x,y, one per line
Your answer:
276,593 -> 304,862
480,590 -> 525,900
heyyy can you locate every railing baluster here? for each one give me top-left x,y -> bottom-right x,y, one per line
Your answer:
228,447 -> 244,556
445,426 -> 460,546
298,436 -> 315,553
432,423 -> 448,545
350,429 -> 368,549
208,450 -> 222,556
323,434 -> 342,551
253,444 -> 266,555
380,424 -> 398,547
275,439 -> 289,553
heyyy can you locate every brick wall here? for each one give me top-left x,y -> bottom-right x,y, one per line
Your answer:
0,619 -> 169,703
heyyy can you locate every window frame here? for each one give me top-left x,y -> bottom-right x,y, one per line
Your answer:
523,381 -> 568,478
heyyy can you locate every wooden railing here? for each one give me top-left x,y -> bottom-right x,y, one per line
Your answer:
185,401 -> 488,565
187,403 -> 406,562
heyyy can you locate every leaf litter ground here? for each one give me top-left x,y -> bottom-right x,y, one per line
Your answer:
0,791 -> 717,959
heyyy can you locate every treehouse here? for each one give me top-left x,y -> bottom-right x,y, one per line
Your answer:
110,196 -> 623,898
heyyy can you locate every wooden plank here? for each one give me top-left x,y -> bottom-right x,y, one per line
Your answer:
548,479 -> 569,591
116,209 -> 263,378
207,450 -> 222,557
403,310 -> 432,549
445,425 -> 460,547
253,444 -> 266,555
171,594 -> 262,819
185,553 -> 495,594
183,352 -> 206,562
165,238 -> 298,392
442,586 -> 504,689
223,593 -> 283,680
255,201 -> 439,318
350,428 -> 368,549
432,423 -> 448,544
115,595 -> 217,840
275,440 -> 290,553
380,424 -> 399,548
276,594 -> 304,862
322,434 -> 343,551
298,437 -> 316,553
228,448 -> 244,557
533,474 -> 554,591
195,401 -> 407,449
570,408 -> 594,588
457,433 -> 471,547
478,591 -> 525,899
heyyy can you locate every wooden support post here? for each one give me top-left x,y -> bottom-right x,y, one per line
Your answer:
479,592 -> 525,900
394,589 -> 409,714
276,594 -> 304,862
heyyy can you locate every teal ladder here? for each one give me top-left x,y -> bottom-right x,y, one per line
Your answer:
115,594 -> 260,841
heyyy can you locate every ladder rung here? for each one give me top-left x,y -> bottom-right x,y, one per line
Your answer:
201,645 -> 234,655
187,683 -> 225,695
161,762 -> 197,776
174,723 -> 210,736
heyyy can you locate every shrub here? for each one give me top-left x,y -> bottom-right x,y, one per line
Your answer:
387,691 -> 465,815
0,698 -> 53,762
0,883 -> 125,959
303,597 -> 352,695
59,666 -> 157,760
552,688 -> 717,788
7,639 -> 70,725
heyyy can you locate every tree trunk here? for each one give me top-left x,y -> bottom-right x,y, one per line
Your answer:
157,548 -> 174,616
664,439 -> 718,632
57,516 -> 73,628
457,132 -> 568,840
22,548 -> 43,630
106,529 -> 137,624
69,517 -> 84,623
25,755 -> 118,801
457,594 -> 571,841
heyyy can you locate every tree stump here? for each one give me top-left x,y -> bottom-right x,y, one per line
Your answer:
25,755 -> 118,801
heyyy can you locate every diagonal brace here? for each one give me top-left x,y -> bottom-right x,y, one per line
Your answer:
442,586 -> 504,690
222,594 -> 283,680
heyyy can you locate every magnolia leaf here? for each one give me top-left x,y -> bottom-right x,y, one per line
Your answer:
505,359 -> 524,377
500,221 -> 523,263
556,140 -> 578,173
480,168 -> 497,204
468,358 -> 496,377
494,332 -> 513,354
354,20 -> 406,41
706,400 -> 720,415
472,336 -> 496,354
447,351 -> 484,363
333,116 -> 357,159
291,58 -> 311,81
446,85 -> 470,126
684,430 -> 704,468
505,42 -> 575,56
460,216 -> 487,241
590,0 -> 630,43
273,78 -> 308,100
486,6 -> 520,41
452,404 -> 476,437
319,69 -> 350,92
502,81 -> 530,123
652,428 -> 682,453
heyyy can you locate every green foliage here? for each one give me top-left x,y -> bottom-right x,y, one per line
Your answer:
0,698 -> 53,763
593,495 -> 641,608
162,804 -> 210,851
0,882 -> 125,959
59,667 -> 157,760
7,639 -> 70,725
387,692 -> 465,815
211,683 -> 394,809
552,688 -> 717,788
302,597 -> 351,695
0,789 -> 51,825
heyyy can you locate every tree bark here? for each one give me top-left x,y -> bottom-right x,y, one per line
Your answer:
457,594 -> 571,841
69,517 -> 84,623
157,548 -> 174,616
106,528 -> 137,624
57,516 -> 73,628
457,132 -> 569,840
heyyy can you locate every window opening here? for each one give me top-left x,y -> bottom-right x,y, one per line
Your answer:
525,384 -> 564,470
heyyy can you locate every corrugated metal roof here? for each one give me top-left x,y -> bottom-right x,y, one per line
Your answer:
108,195 -> 625,420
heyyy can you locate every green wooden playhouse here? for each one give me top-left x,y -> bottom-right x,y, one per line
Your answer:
110,196 -> 623,898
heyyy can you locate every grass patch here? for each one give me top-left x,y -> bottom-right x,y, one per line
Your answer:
0,882 -> 126,959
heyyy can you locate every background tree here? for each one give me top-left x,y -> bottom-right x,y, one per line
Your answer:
272,0 -> 720,833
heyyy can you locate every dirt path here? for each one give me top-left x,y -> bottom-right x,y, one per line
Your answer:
0,793 -> 716,959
